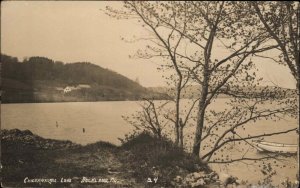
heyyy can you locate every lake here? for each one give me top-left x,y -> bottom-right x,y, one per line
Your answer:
1,100 -> 298,185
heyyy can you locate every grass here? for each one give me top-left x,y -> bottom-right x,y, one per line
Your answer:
1,138 -> 120,187
1,130 -> 211,187
118,132 -> 210,186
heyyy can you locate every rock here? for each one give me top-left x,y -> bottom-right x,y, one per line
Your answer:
208,171 -> 217,178
204,177 -> 210,183
191,178 -> 205,187
183,171 -> 212,187
219,174 -> 238,187
193,171 -> 205,179
184,176 -> 193,183
236,179 -> 242,185
174,175 -> 183,183
219,173 -> 230,183
196,178 -> 206,186
2,128 -> 79,150
185,171 -> 205,180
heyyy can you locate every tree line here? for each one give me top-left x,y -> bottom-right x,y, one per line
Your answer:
1,54 -> 146,91
1,54 -> 170,102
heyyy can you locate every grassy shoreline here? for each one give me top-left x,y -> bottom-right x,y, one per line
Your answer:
1,129 -> 222,187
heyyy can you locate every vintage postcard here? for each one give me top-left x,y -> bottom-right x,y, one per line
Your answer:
1,1 -> 299,187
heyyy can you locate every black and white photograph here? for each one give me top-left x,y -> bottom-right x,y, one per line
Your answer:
0,1 -> 299,187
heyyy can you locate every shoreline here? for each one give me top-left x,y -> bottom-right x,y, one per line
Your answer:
1,129 -> 223,187
0,96 -> 231,104
2,129 -> 298,187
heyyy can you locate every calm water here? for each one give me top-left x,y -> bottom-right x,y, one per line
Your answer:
1,101 -> 138,145
1,100 -> 298,185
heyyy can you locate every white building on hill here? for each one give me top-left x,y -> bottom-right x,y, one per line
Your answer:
63,86 -> 76,93
63,84 -> 91,94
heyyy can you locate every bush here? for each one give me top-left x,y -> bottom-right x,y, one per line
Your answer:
118,132 -> 210,186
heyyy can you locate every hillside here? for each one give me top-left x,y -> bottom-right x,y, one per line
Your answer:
0,54 -> 168,103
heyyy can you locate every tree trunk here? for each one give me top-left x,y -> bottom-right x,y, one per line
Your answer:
174,94 -> 180,146
192,106 -> 205,156
192,82 -> 208,157
174,78 -> 182,147
179,119 -> 184,148
175,125 -> 179,146
180,128 -> 183,148
297,78 -> 300,180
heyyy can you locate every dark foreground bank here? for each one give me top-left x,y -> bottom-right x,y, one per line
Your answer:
1,129 -> 241,187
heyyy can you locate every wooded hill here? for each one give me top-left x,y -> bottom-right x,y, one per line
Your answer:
1,54 -> 168,103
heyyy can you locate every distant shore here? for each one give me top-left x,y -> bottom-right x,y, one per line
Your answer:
0,91 -> 172,104
0,95 -> 230,104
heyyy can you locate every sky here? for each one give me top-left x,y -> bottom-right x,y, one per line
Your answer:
1,1 -> 296,89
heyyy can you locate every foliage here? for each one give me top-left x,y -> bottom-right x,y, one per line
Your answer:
119,131 -> 210,186
122,99 -> 174,139
106,1 -> 298,163
1,54 -> 145,91
251,1 -> 299,92
1,54 -> 168,102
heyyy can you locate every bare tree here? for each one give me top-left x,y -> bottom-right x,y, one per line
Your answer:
251,2 -> 299,176
122,99 -> 169,139
251,1 -> 299,93
105,1 -> 298,163
174,1 -> 293,157
106,1 -> 198,148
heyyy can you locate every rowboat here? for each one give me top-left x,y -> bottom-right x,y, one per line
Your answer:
253,140 -> 298,154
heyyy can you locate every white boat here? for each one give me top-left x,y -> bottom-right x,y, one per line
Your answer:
253,140 -> 298,154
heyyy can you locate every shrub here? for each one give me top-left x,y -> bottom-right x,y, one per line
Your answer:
118,132 -> 210,186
